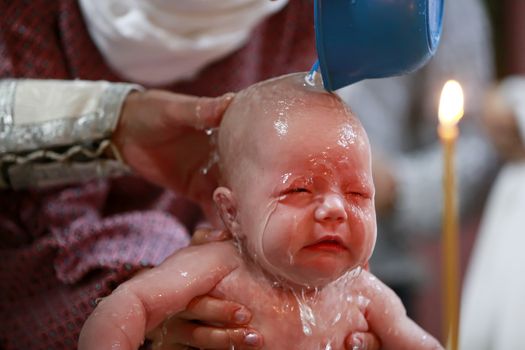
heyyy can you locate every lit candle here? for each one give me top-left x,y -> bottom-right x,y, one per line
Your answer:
438,80 -> 464,350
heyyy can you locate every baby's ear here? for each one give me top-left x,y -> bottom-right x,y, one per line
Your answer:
213,187 -> 240,235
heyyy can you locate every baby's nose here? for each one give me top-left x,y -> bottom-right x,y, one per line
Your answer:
315,193 -> 348,223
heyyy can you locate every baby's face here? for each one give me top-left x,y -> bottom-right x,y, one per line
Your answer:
229,96 -> 376,287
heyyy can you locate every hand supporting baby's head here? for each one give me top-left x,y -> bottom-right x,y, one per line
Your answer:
214,73 -> 377,288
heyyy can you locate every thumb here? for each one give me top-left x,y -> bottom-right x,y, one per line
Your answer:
164,92 -> 235,130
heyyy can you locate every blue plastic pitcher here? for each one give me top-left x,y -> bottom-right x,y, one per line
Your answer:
314,0 -> 445,91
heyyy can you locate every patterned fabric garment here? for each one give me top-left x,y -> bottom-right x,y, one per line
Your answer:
0,1 -> 316,349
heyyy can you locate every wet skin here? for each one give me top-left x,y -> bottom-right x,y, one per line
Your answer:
79,74 -> 443,350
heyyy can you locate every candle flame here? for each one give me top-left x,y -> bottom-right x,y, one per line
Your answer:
439,80 -> 464,127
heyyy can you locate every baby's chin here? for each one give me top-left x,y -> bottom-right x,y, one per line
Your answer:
263,256 -> 361,290
246,244 -> 365,290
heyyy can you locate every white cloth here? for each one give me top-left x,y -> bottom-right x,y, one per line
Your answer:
15,80 -> 119,125
460,76 -> 525,349
78,0 -> 288,85
460,162 -> 525,350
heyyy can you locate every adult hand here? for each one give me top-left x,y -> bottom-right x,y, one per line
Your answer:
147,295 -> 263,349
146,227 -> 264,349
112,90 -> 235,212
148,291 -> 381,350
152,228 -> 382,350
483,87 -> 525,161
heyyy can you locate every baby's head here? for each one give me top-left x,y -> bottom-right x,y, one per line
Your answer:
213,73 -> 376,288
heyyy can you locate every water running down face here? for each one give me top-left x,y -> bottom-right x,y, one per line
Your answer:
214,73 -> 377,288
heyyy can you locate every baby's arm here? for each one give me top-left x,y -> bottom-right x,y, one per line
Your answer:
79,241 -> 240,350
357,271 -> 443,350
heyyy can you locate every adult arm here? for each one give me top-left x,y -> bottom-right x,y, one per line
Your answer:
0,79 -> 232,207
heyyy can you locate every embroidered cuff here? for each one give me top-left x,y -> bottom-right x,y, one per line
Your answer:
0,79 -> 142,189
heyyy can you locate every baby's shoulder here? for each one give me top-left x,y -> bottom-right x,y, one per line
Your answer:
163,240 -> 243,278
346,270 -> 404,314
179,240 -> 240,259
211,263 -> 290,315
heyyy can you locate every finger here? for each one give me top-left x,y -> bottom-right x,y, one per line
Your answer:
162,91 -> 235,130
153,318 -> 263,349
191,228 -> 232,245
177,295 -> 252,325
195,93 -> 236,128
345,332 -> 382,350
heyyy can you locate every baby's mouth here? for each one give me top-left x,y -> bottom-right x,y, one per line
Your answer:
303,236 -> 347,252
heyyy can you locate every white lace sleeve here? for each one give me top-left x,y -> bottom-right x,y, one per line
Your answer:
0,79 -> 142,189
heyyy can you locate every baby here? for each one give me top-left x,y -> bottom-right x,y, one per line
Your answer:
79,73 -> 442,350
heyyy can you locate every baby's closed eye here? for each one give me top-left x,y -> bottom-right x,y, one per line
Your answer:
345,191 -> 371,199
278,183 -> 314,205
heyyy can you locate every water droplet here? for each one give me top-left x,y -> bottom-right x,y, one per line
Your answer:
323,341 -> 333,350
288,252 -> 295,265
274,118 -> 288,137
304,70 -> 319,87
200,150 -> 219,175
304,62 -> 324,88
281,172 -> 292,184
332,312 -> 341,325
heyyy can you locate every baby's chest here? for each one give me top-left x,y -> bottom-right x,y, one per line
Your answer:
212,269 -> 363,350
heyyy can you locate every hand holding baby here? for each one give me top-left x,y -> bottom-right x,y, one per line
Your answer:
112,90 -> 235,218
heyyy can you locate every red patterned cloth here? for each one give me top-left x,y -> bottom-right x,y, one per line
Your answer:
0,1 -> 316,349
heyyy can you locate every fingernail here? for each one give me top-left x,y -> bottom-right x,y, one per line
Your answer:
216,93 -> 235,113
221,92 -> 235,102
352,334 -> 364,350
244,332 -> 261,346
207,230 -> 225,240
234,308 -> 251,324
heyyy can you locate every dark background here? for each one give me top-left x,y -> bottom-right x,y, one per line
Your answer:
484,0 -> 525,77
